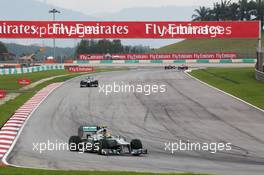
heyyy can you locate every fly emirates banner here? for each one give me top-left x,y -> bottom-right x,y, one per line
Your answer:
0,21 -> 260,39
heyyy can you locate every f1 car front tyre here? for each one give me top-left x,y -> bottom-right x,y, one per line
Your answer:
98,139 -> 108,155
98,139 -> 119,155
94,81 -> 99,87
130,139 -> 143,149
130,139 -> 143,156
69,136 -> 81,151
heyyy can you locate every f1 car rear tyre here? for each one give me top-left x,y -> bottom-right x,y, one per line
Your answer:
69,136 -> 81,151
130,139 -> 143,149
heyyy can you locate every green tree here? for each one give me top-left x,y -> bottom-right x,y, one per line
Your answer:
0,41 -> 8,53
192,6 -> 211,21
251,0 -> 264,29
227,3 -> 240,20
219,0 -> 232,20
238,0 -> 254,20
0,41 -> 8,61
112,39 -> 123,53
210,0 -> 232,21
75,39 -> 151,55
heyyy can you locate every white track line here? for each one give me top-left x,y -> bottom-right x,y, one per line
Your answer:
6,120 -> 24,124
10,117 -> 26,121
3,123 -> 22,127
0,149 -> 7,153
0,127 -> 20,131
0,140 -> 12,144
11,115 -> 28,118
0,145 -> 10,149
0,135 -> 15,139
0,131 -> 17,135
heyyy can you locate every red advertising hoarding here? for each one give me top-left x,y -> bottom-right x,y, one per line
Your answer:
78,52 -> 237,60
66,66 -> 95,72
18,79 -> 31,85
0,21 -> 259,39
0,90 -> 6,99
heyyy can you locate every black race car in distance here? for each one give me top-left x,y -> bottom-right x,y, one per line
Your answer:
177,64 -> 189,71
80,76 -> 99,87
165,64 -> 189,71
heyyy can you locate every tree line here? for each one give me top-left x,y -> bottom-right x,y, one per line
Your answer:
0,41 -> 7,53
76,39 -> 151,55
192,0 -> 264,27
0,41 -> 8,61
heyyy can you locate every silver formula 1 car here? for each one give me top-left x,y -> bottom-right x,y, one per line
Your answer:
80,76 -> 98,88
69,125 -> 148,156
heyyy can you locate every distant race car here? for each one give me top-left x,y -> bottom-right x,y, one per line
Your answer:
165,65 -> 189,71
177,64 -> 189,71
164,65 -> 176,70
80,76 -> 98,87
69,125 -> 148,156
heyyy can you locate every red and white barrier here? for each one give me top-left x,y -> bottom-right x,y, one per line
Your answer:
0,83 -> 62,160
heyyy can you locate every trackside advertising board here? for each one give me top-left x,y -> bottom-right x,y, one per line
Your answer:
0,90 -> 6,99
78,53 -> 237,60
65,66 -> 95,72
0,21 -> 259,39
18,79 -> 31,85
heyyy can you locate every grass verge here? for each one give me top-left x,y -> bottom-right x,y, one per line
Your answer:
0,68 -> 127,127
0,70 -> 72,91
156,38 -> 264,59
189,67 -> 264,109
0,167 -> 204,175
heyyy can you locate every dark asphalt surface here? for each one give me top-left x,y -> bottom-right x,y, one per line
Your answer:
7,69 -> 264,175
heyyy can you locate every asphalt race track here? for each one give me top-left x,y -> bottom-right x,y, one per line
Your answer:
6,69 -> 264,175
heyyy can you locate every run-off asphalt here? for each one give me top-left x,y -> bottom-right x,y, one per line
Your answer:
6,69 -> 264,175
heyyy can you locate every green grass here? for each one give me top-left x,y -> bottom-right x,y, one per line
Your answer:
0,68 -> 128,127
156,38 -> 263,58
0,70 -> 73,91
0,73 -> 82,127
189,67 -> 264,109
0,167 -> 204,175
